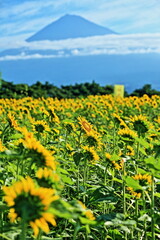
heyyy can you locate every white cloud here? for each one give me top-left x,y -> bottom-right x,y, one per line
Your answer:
0,1 -> 56,18
0,53 -> 65,61
1,33 -> 160,61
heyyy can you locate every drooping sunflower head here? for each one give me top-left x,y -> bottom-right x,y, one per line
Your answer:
63,121 -> 76,134
32,143 -> 57,170
130,115 -> 152,136
7,112 -> 19,130
77,201 -> 95,221
48,108 -> 60,124
126,145 -> 135,156
22,132 -> 57,170
32,120 -> 50,134
112,159 -> 124,171
83,146 -> 99,164
36,167 -> 62,190
132,174 -> 152,186
65,143 -> 74,155
118,128 -> 138,143
105,153 -> 112,165
126,187 -> 142,199
112,113 -> 126,128
3,177 -> 59,236
86,130 -> 102,148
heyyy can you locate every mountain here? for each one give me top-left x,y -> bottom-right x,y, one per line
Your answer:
26,14 -> 116,42
0,14 -> 160,93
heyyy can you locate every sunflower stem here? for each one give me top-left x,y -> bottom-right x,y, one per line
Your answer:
104,164 -> 108,214
83,158 -> 88,204
122,160 -> 126,216
135,199 -> 141,240
135,141 -> 140,173
37,229 -> 42,240
142,191 -> 147,240
151,174 -> 155,240
20,214 -> 27,240
73,221 -> 80,240
77,166 -> 80,194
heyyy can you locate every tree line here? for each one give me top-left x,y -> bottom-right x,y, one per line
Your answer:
0,79 -> 160,99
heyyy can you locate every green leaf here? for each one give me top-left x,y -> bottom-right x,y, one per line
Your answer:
50,200 -> 78,219
0,202 -> 8,210
144,156 -> 160,172
154,192 -> 160,198
113,177 -> 123,184
73,152 -> 83,166
139,146 -> 147,155
60,174 -> 74,185
58,168 -> 69,175
90,186 -> 118,203
0,234 -> 12,240
8,133 -> 23,140
125,176 -> 142,190
111,153 -> 119,161
138,214 -> 151,222
79,217 -> 96,225
120,225 -> 130,233
135,137 -> 150,149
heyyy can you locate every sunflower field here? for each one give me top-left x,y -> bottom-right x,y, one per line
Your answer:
0,94 -> 160,240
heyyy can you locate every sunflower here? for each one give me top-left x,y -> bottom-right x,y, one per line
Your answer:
78,116 -> 93,133
28,141 -> 57,170
130,115 -> 152,136
127,174 -> 152,199
48,107 -> 60,124
83,146 -> 99,163
105,153 -> 112,162
132,174 -> 152,185
126,187 -> 142,199
112,159 -> 124,171
112,113 -> 127,128
151,101 -> 158,108
7,112 -> 19,130
32,120 -> 50,134
36,167 -> 61,190
126,145 -> 135,156
86,130 -> 102,148
3,177 -> 59,237
0,139 -> 7,152
77,201 -> 95,221
22,128 -> 56,170
63,121 -> 76,134
154,116 -> 160,125
105,152 -> 124,170
118,128 -> 138,142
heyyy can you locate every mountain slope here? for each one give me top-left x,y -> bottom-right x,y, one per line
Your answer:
26,14 -> 116,42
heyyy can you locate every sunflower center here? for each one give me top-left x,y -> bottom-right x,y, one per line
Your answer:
133,120 -> 148,134
35,124 -> 45,133
82,121 -> 91,132
14,194 -> 44,222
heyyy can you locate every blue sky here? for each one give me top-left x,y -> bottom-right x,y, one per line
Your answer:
0,0 -> 160,52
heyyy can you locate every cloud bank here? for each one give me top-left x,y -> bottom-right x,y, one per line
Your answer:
0,33 -> 160,61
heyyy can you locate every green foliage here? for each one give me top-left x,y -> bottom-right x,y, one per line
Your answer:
1,78 -> 160,99
130,84 -> 160,97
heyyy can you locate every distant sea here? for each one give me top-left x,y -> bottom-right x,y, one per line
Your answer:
0,53 -> 160,93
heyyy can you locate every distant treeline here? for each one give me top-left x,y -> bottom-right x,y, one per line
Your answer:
0,79 -> 160,99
